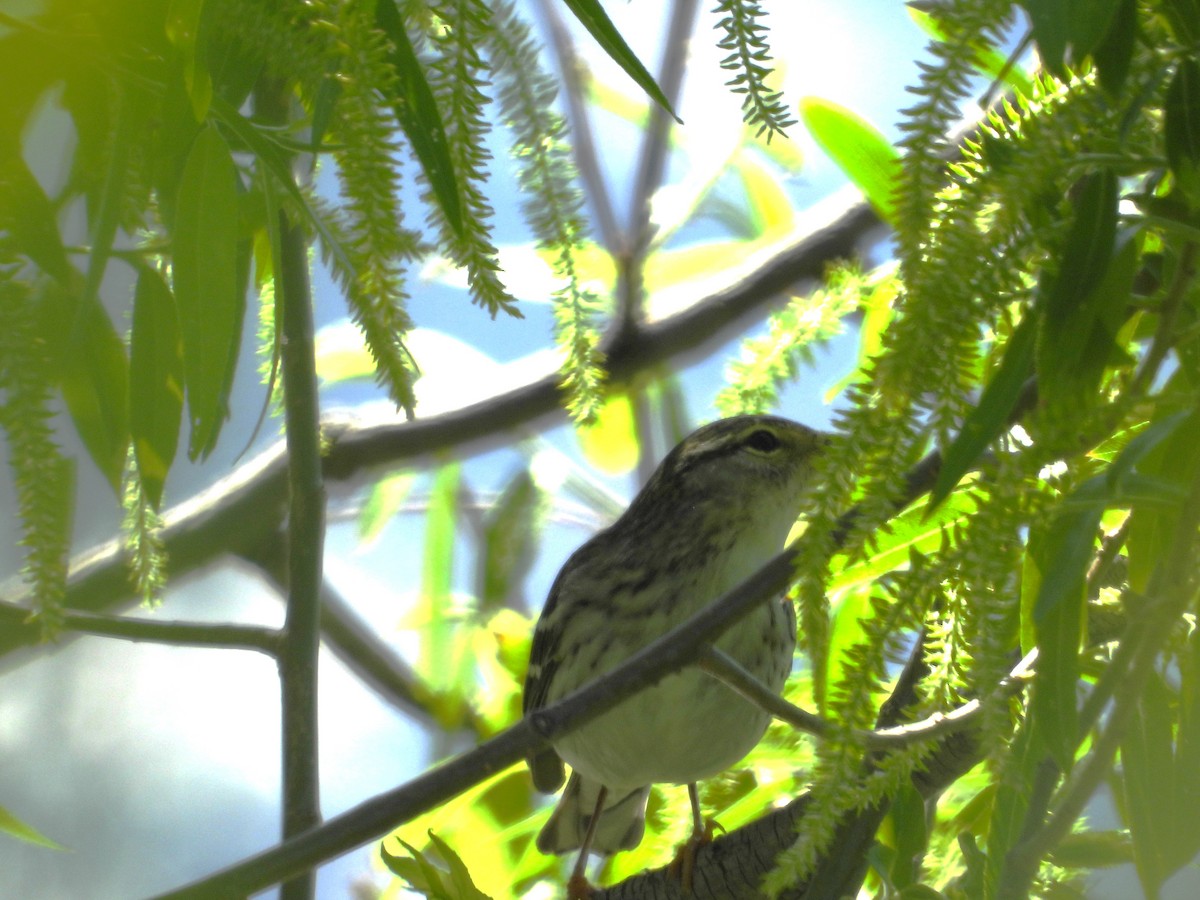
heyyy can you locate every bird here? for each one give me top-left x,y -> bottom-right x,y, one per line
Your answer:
522,414 -> 827,896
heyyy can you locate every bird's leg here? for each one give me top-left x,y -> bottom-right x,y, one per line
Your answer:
668,783 -> 720,895
567,785 -> 607,900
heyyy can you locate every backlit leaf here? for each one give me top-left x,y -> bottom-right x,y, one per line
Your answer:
800,97 -> 900,226
173,123 -> 242,459
130,267 -> 184,509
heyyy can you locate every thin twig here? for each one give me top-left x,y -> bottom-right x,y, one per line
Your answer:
0,600 -> 281,653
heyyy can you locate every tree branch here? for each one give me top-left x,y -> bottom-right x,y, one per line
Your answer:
0,191 -> 880,660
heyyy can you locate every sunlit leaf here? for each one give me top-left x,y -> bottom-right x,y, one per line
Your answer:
173,123 -> 243,459
130,267 -> 184,509
799,97 -> 900,225
576,392 -> 638,475
357,471 -> 414,549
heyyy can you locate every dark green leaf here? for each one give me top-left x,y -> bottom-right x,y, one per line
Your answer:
888,784 -> 928,889
1093,0 -> 1137,98
928,314 -> 1035,511
1161,0 -> 1200,43
985,715 -> 1042,895
1021,0 -> 1122,77
1043,170 -> 1119,323
374,0 -> 463,237
800,97 -> 900,226
130,267 -> 184,509
1029,499 -> 1099,770
1165,59 -> 1200,205
173,123 -> 242,459
1120,670 -> 1176,895
52,289 -> 130,493
560,0 -> 679,123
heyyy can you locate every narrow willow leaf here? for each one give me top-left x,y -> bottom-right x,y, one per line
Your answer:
928,314 -> 1035,511
374,0 -> 463,236
57,293 -> 130,493
1120,669 -> 1176,896
1029,498 -> 1101,770
173,123 -> 241,459
560,0 -> 678,122
477,469 -> 545,613
0,804 -> 64,851
165,0 -> 212,120
130,267 -> 184,509
1042,170 -> 1118,323
210,96 -> 354,278
2,155 -> 72,282
908,7 -> 1035,97
419,462 -> 463,723
799,97 -> 900,226
358,471 -> 415,549
888,784 -> 928,888
1021,0 -> 1122,77
1172,627 -> 1200,870
986,714 -> 1042,895
1093,0 -> 1137,98
1165,58 -> 1200,203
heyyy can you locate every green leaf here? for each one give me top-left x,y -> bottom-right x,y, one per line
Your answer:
1028,496 -> 1101,770
374,0 -> 463,236
166,0 -> 212,120
1120,670 -> 1177,896
1021,0 -> 1122,77
0,154 -> 72,282
477,469 -> 546,613
54,291 -> 130,493
1172,626 -> 1200,870
130,267 -> 184,510
426,831 -> 492,900
173,123 -> 243,459
1165,59 -> 1200,205
1049,830 -> 1134,868
417,462 -> 472,726
888,784 -> 928,889
1093,0 -> 1137,98
928,314 -> 1035,511
908,7 -> 1035,98
0,804 -> 65,850
799,97 -> 900,226
560,0 -> 678,122
986,714 -> 1043,895
358,471 -> 415,549
1042,170 -> 1119,324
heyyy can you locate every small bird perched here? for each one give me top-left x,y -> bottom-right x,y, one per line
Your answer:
523,414 -> 827,896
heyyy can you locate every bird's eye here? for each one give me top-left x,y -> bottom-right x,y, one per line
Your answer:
745,429 -> 781,453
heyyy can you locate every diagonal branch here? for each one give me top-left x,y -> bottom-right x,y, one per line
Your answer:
148,429 -> 948,899
0,191 -> 880,661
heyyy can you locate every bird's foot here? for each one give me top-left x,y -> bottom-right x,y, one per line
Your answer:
667,818 -> 723,895
566,872 -> 595,899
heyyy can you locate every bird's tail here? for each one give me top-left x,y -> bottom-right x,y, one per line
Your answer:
536,773 -> 650,854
